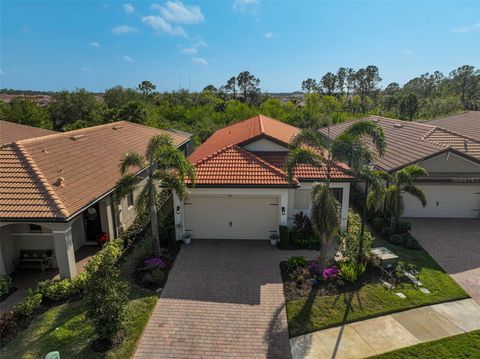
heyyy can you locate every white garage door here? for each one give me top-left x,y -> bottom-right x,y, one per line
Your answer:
184,195 -> 279,239
403,184 -> 480,218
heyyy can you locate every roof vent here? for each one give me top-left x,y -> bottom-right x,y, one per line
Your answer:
70,134 -> 85,141
54,177 -> 65,187
372,118 -> 379,123
113,125 -> 123,130
393,123 -> 403,128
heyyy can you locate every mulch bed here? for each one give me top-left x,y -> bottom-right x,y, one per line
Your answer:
280,261 -> 380,302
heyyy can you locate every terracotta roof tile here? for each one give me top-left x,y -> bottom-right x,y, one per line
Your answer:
0,121 -> 190,220
423,127 -> 480,159
190,145 -> 295,186
426,111 -> 480,140
0,120 -> 56,144
188,114 -> 300,163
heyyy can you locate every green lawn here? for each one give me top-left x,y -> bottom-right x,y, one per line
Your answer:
1,285 -> 157,359
370,330 -> 480,358
286,241 -> 469,337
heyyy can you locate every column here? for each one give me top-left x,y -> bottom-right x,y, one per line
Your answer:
99,197 -> 116,240
53,227 -> 77,279
279,190 -> 289,226
173,191 -> 184,241
340,183 -> 350,231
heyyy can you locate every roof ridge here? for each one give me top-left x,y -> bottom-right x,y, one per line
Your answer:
194,144 -> 235,165
232,145 -> 296,183
14,142 -> 70,218
258,115 -> 266,134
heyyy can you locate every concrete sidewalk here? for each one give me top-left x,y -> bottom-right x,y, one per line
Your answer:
290,298 -> 480,359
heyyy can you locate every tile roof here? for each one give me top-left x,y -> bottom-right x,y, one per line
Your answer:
0,120 -> 56,145
188,115 -> 353,186
320,115 -> 480,172
188,114 -> 300,163
189,145 -> 294,186
254,152 -> 354,181
0,121 -> 190,220
426,111 -> 480,140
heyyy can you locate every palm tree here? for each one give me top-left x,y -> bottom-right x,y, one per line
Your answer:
286,121 -> 386,270
371,165 -> 428,233
115,134 -> 195,256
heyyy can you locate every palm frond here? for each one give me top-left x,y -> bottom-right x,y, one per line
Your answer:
146,134 -> 174,163
311,183 -> 340,238
361,168 -> 388,211
289,129 -> 327,150
285,147 -> 325,183
342,120 -> 386,156
119,152 -> 146,175
154,171 -> 189,201
114,173 -> 141,204
403,184 -> 427,207
331,134 -> 373,174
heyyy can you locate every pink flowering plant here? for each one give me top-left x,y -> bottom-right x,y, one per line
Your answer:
144,257 -> 167,269
322,266 -> 340,281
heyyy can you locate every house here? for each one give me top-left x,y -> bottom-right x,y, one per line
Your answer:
173,115 -> 354,241
320,115 -> 480,218
0,121 -> 192,279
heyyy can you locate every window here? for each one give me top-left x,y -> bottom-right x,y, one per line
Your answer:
29,224 -> 42,232
127,193 -> 134,208
294,190 -> 311,209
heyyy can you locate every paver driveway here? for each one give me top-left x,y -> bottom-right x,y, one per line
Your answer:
134,240 -> 316,359
409,218 -> 480,303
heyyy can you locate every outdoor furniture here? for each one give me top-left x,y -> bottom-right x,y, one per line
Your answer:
13,249 -> 54,272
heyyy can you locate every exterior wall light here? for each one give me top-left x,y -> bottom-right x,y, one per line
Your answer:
281,206 -> 285,215
176,206 -> 180,214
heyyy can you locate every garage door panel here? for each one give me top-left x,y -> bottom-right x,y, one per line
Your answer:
403,184 -> 480,218
184,196 -> 278,239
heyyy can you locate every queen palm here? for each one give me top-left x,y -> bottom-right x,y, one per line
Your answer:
371,165 -> 428,233
286,121 -> 386,270
115,134 -> 195,256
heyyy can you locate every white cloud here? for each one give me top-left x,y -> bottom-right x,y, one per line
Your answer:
182,47 -> 197,55
142,15 -> 187,36
264,31 -> 278,39
123,55 -> 134,63
88,41 -> 101,48
233,0 -> 260,14
152,1 -> 204,24
112,25 -> 137,34
401,49 -> 413,56
453,21 -> 480,33
193,40 -> 207,48
124,3 -> 134,13
192,57 -> 208,66
81,67 -> 93,72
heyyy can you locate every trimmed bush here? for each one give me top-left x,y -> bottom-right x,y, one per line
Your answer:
37,272 -> 86,301
0,311 -> 17,339
142,267 -> 164,287
402,232 -> 422,250
389,233 -> 405,245
397,220 -> 412,233
84,239 -> 128,344
14,289 -> 42,317
0,274 -> 13,297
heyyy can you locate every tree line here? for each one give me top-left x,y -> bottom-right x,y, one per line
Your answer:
0,65 -> 478,143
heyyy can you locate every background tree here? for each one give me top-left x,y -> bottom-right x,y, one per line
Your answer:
137,80 -> 156,96
224,76 -> 237,99
3,98 -> 52,129
321,72 -> 337,96
103,86 -> 140,109
236,71 -> 260,105
117,101 -> 148,124
336,67 -> 348,96
202,84 -> 217,93
448,65 -> 479,109
115,134 -> 195,256
301,78 -> 319,93
399,93 -> 419,120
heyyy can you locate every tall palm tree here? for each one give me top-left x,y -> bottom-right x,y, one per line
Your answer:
286,121 -> 386,270
371,165 -> 428,233
115,134 -> 195,256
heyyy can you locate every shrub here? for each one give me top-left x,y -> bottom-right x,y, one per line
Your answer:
279,225 -> 290,248
293,211 -> 314,237
0,311 -> 17,339
389,233 -> 405,245
286,256 -> 308,273
338,210 -> 374,262
37,273 -> 86,301
322,266 -> 340,281
84,239 -> 128,344
143,257 -> 167,269
371,217 -> 386,231
142,267 -> 164,286
14,289 -> 42,317
402,232 -> 422,250
0,274 -> 13,297
118,215 -> 149,248
397,220 -> 412,233
339,262 -> 366,283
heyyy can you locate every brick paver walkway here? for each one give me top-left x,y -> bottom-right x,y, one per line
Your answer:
134,240 -> 317,359
409,218 -> 480,303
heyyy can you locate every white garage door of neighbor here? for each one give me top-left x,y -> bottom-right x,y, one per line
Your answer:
403,184 -> 480,218
184,196 -> 279,239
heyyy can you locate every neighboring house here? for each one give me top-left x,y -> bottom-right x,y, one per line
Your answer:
0,121 -> 192,278
426,111 -> 480,140
321,115 -> 480,219
173,115 -> 354,241
0,120 -> 56,143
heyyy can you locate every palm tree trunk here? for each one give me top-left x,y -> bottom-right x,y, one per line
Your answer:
318,235 -> 328,271
149,188 -> 161,256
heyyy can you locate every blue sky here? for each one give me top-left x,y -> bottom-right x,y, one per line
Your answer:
1,0 -> 479,92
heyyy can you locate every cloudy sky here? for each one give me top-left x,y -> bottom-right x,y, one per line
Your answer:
1,0 -> 479,92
